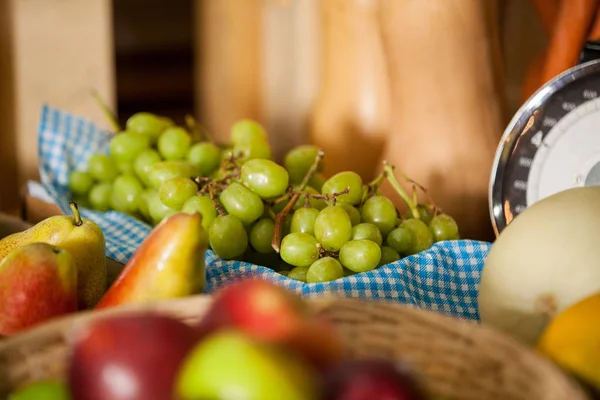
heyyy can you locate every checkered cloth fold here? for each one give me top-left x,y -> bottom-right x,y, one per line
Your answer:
36,104 -> 492,320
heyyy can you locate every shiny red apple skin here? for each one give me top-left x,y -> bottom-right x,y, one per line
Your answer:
67,313 -> 200,400
196,278 -> 345,370
197,278 -> 310,341
322,358 -> 427,400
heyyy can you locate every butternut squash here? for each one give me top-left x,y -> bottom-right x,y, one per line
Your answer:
377,0 -> 506,241
309,0 -> 391,182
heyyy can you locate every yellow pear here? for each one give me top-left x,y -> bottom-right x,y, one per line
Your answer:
0,202 -> 106,309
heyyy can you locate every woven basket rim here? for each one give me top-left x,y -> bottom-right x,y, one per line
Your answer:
0,295 -> 588,399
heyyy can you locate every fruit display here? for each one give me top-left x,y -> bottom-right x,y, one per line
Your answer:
0,203 -> 106,309
66,112 -> 461,283
7,279 -> 433,400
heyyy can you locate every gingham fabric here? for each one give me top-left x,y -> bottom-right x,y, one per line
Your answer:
36,104 -> 493,320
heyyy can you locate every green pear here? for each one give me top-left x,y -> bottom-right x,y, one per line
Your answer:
0,202 -> 106,309
175,330 -> 319,400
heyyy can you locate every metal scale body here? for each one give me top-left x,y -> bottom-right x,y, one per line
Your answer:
490,42 -> 600,236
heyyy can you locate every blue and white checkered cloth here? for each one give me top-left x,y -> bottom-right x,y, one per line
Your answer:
36,104 -> 492,320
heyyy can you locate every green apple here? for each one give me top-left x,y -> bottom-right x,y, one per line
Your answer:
175,330 -> 319,400
9,380 -> 71,400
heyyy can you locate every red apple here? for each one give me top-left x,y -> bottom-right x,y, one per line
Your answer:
67,313 -> 200,400
196,278 -> 344,369
198,278 -> 310,341
322,358 -> 427,400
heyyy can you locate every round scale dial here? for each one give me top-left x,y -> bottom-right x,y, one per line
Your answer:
490,58 -> 600,235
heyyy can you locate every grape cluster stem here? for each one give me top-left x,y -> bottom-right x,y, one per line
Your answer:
271,149 -> 325,253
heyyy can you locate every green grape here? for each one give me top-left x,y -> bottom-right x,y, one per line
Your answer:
321,171 -> 363,205
88,182 -> 112,211
209,214 -> 248,260
240,158 -> 289,199
219,182 -> 264,225
68,171 -> 94,195
306,257 -> 344,283
360,195 -> 397,236
292,186 -> 327,211
418,204 -> 434,225
116,161 -> 134,175
400,218 -> 434,255
403,204 -> 433,224
284,145 -> 323,183
187,142 -> 221,176
290,207 -> 319,236
249,218 -> 275,254
386,227 -> 413,254
148,161 -> 198,190
343,267 -> 356,277
147,190 -> 178,224
378,246 -> 400,266
138,189 -> 155,221
220,147 -> 233,163
340,204 -> 361,226
72,195 -> 91,209
287,266 -> 309,282
133,149 -> 162,186
314,205 -> 352,252
109,131 -> 151,164
181,195 -> 217,230
351,223 -> 383,246
282,213 -> 293,238
307,172 -> 326,192
126,111 -> 171,144
232,138 -> 272,164
339,239 -> 381,273
88,154 -> 119,182
159,177 -> 198,210
158,126 -> 192,161
429,214 -> 460,242
230,119 -> 268,144
280,232 -> 320,268
109,174 -> 144,214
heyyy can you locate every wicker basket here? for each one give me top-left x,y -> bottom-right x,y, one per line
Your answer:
0,296 -> 589,400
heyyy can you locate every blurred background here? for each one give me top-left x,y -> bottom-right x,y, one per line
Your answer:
0,0 -> 560,241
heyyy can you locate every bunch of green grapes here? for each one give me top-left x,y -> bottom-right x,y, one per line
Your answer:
190,140 -> 459,284
69,112 -> 460,283
67,114 -> 268,227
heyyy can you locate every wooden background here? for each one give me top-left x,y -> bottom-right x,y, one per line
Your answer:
0,0 -> 548,239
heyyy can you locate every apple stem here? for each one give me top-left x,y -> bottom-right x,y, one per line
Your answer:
69,202 -> 83,226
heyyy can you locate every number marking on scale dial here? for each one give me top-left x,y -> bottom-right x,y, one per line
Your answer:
489,58 -> 600,235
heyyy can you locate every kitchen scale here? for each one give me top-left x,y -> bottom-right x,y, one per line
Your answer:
490,42 -> 600,236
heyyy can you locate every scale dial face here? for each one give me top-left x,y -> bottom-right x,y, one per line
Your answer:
490,59 -> 600,236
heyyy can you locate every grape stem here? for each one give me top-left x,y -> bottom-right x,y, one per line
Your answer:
382,162 -> 420,220
362,170 -> 386,204
318,244 -> 339,259
399,172 -> 442,216
91,90 -> 121,133
271,149 -> 325,252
